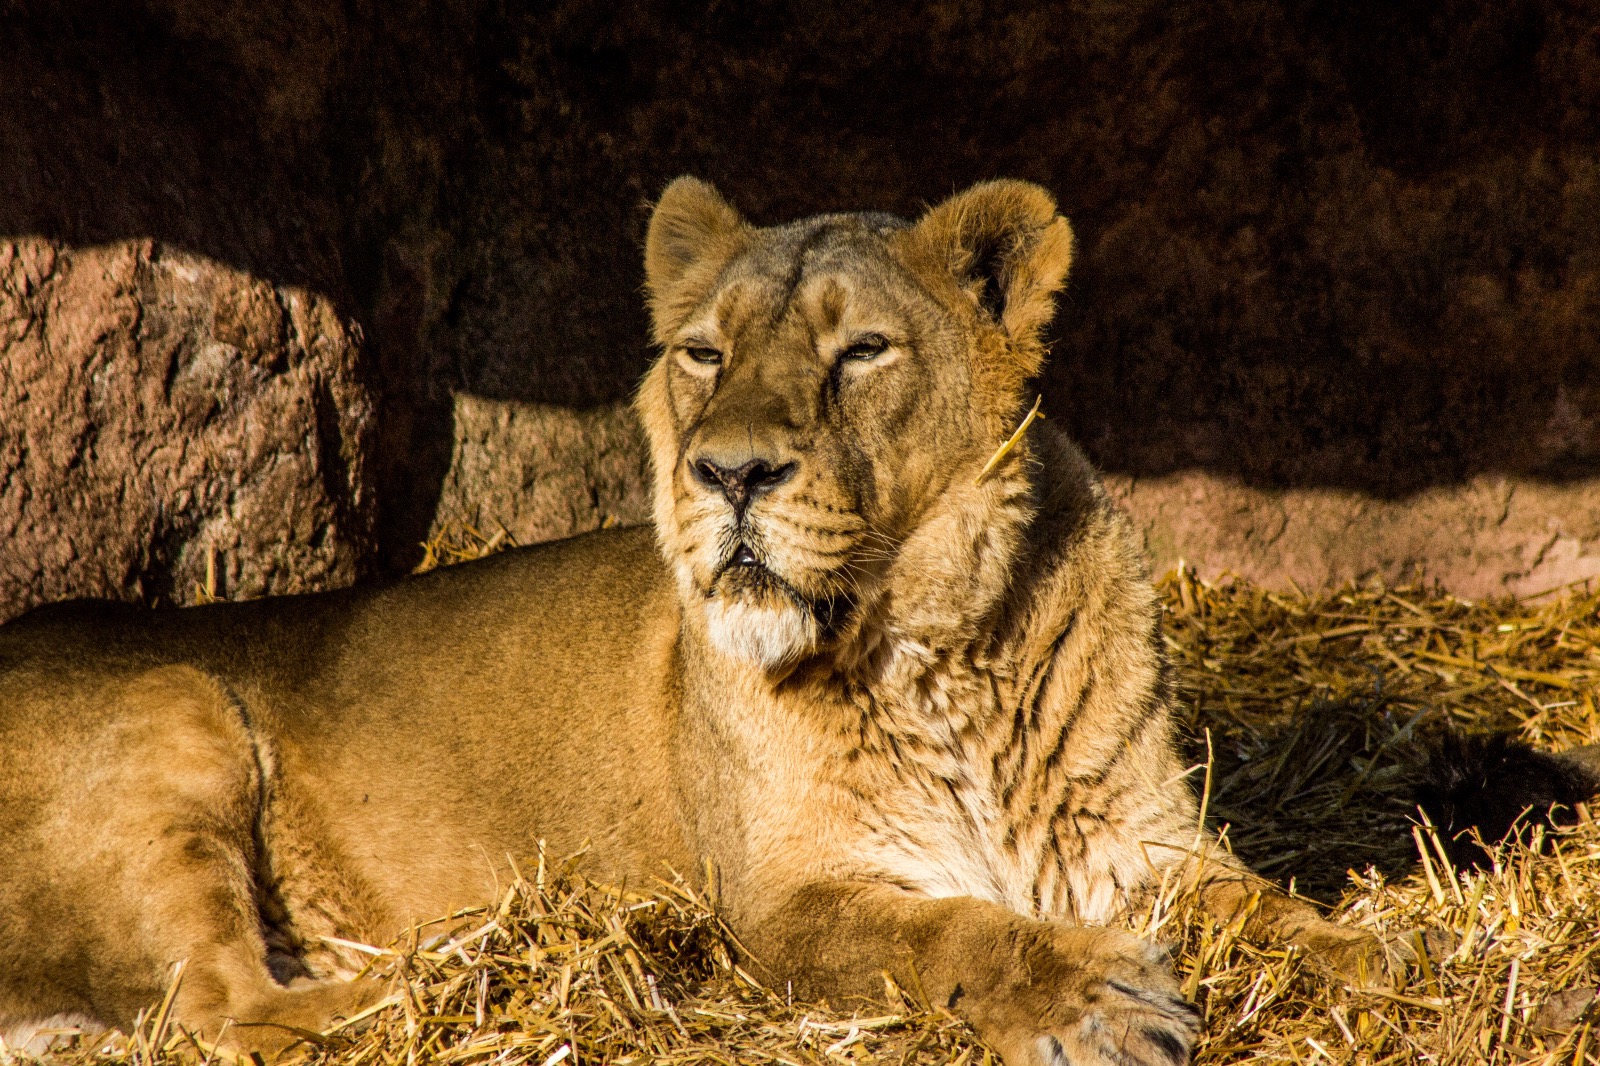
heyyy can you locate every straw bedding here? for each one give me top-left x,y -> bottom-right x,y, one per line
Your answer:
27,531 -> 1600,1065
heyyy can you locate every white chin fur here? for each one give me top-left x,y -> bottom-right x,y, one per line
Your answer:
704,596 -> 817,669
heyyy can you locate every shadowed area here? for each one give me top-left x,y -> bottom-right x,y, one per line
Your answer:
3,0 -> 1596,579
1164,572 -> 1600,900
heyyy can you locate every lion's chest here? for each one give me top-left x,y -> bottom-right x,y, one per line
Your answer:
844,749 -> 1013,903
831,688 -> 1168,924
842,758 -> 1153,922
710,669 -> 1169,925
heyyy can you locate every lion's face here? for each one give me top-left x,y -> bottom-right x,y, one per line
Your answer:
637,179 -> 1074,671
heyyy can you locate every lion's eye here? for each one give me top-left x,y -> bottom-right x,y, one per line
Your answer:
840,336 -> 889,362
682,345 -> 724,366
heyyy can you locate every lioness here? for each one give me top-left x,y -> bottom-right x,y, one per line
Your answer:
0,179 -> 1377,1065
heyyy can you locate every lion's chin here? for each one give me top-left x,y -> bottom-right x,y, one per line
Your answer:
703,594 -> 818,671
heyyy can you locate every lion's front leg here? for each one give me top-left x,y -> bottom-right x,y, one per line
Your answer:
745,882 -> 1199,1066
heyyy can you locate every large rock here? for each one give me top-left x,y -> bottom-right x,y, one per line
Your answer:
431,397 -> 650,549
0,238 -> 375,622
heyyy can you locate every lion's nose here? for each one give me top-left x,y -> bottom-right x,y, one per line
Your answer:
691,456 -> 797,512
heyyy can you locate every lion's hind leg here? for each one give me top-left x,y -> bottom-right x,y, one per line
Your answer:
0,665 -> 380,1058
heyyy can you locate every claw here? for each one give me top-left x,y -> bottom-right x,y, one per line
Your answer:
1040,1035 -> 1076,1066
1105,981 -> 1202,1028
1140,1025 -> 1191,1064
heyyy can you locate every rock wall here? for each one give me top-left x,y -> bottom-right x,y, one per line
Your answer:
1,0 -> 1595,613
1108,473 -> 1600,600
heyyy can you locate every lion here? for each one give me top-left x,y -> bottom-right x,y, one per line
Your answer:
0,178 -> 1382,1065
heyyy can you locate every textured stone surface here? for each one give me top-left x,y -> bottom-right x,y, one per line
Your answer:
1107,473 -> 1600,599
432,398 -> 650,549
0,239 -> 375,621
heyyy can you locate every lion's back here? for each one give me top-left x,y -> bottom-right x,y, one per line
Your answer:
0,524 -> 674,689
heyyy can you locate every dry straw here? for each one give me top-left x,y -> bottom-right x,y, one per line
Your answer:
27,543 -> 1600,1066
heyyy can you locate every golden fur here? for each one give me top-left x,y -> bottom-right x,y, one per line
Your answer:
0,179 -> 1378,1065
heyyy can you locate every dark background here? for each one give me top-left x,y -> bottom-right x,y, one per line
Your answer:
5,0 -> 1596,570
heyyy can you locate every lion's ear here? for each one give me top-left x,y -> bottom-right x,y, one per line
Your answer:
908,180 -> 1075,365
644,177 -> 747,325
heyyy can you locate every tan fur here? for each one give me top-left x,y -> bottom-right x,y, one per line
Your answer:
0,179 -> 1379,1065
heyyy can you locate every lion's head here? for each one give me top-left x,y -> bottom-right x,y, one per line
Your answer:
636,178 -> 1075,673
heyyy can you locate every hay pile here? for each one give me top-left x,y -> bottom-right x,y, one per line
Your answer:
1152,572 -> 1600,1064
36,551 -> 1600,1066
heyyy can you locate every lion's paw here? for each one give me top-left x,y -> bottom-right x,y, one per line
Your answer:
1043,953 -> 1196,1062
982,930 -> 1201,1066
1291,920 -> 1412,989
1040,971 -> 1201,1066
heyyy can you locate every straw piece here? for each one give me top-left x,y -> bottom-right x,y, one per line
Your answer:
974,396 -> 1044,485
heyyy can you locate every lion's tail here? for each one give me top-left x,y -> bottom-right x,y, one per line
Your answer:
1410,733 -> 1600,868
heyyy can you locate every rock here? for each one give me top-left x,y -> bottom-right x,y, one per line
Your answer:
0,238 -> 376,622
430,398 -> 651,550
1529,986 -> 1596,1037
